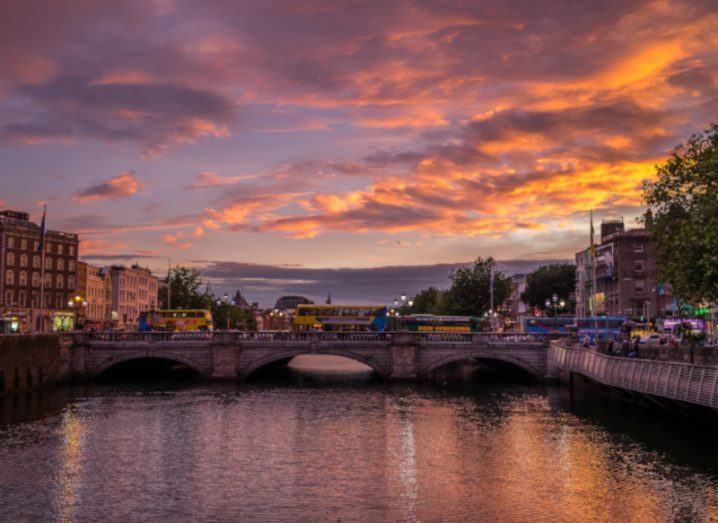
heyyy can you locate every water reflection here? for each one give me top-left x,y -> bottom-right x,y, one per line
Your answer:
0,360 -> 717,521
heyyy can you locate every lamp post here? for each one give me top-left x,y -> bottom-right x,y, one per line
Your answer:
216,293 -> 236,330
68,295 -> 87,331
544,294 -> 566,318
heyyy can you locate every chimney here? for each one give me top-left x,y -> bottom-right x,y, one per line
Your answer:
601,218 -> 624,241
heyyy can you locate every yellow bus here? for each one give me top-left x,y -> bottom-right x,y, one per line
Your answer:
292,304 -> 388,331
139,309 -> 214,332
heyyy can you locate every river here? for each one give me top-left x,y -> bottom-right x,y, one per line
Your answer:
0,355 -> 717,522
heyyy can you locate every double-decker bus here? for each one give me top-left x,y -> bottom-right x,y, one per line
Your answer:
139,309 -> 214,332
576,316 -> 625,343
402,314 -> 485,332
292,304 -> 388,332
522,317 -> 575,334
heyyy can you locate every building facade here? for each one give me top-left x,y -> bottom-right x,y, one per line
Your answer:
575,219 -> 673,321
108,265 -> 159,329
0,210 -> 79,332
76,261 -> 108,327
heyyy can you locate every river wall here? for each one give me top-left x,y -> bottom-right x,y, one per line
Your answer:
0,335 -> 72,394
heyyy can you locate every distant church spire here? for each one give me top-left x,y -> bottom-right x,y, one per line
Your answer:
326,292 -> 332,304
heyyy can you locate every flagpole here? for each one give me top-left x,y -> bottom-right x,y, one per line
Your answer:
590,210 -> 599,342
167,257 -> 171,310
38,205 -> 47,333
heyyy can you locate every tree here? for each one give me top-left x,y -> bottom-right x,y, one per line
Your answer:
210,299 -> 258,330
643,124 -> 718,304
160,266 -> 211,309
520,263 -> 576,313
406,287 -> 446,315
444,257 -> 512,316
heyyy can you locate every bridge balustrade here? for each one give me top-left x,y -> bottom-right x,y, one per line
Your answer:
551,343 -> 718,409
74,330 -> 551,348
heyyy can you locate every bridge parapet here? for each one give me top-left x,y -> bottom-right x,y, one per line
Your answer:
550,341 -> 718,409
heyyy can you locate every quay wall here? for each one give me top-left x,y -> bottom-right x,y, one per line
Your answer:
0,335 -> 71,394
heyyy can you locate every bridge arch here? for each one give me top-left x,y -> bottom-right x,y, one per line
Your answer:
94,351 -> 209,378
239,350 -> 390,382
421,351 -> 543,380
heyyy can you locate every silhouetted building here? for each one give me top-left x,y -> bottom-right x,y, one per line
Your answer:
274,295 -> 313,310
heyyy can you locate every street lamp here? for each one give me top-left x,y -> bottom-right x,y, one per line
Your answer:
68,295 -> 87,330
545,294 -> 566,318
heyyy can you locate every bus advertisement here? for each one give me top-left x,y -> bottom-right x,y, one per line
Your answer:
402,315 -> 485,332
522,317 -> 575,334
576,316 -> 626,343
292,305 -> 388,332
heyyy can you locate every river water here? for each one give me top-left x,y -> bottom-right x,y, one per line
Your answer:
1,356 -> 717,522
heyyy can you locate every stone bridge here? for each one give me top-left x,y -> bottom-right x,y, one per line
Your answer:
64,331 -> 557,382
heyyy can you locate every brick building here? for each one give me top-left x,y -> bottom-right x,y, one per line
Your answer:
575,219 -> 673,321
0,210 -> 79,332
108,265 -> 159,329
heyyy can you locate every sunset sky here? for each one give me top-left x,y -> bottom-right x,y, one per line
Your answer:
1,0 -> 716,303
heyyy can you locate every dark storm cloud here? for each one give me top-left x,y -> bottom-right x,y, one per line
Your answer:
2,77 -> 235,154
200,259 -> 567,306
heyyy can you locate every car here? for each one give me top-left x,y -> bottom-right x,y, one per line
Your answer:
638,333 -> 665,346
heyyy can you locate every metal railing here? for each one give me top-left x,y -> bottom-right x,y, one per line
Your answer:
551,343 -> 718,409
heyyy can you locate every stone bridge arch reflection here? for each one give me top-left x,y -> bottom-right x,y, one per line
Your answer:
422,352 -> 542,382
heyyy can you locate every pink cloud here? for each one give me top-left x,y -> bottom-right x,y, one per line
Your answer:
74,171 -> 144,203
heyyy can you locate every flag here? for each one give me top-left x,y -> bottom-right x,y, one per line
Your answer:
36,205 -> 46,253
589,209 -> 595,257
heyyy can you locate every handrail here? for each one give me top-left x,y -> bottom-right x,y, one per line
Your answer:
550,343 -> 718,409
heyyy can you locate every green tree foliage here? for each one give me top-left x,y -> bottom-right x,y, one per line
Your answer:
406,287 -> 446,315
520,263 -> 576,312
160,266 -> 211,309
444,257 -> 512,316
211,300 -> 257,330
643,124 -> 718,304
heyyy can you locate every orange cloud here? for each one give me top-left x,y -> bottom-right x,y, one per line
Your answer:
74,171 -> 144,202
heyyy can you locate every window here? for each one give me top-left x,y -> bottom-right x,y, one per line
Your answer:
20,254 -> 27,267
33,240 -> 39,251
32,255 -> 40,268
5,290 -> 14,306
69,245 -> 75,256
6,253 -> 14,266
56,274 -> 64,289
68,275 -> 75,289
32,272 -> 40,288
45,257 -> 52,270
635,278 -> 645,294
634,243 -> 644,253
44,273 -> 51,288
5,270 -> 14,285
57,258 -> 64,271
18,291 -> 27,307
7,236 -> 14,248
20,239 -> 27,250
58,243 -> 64,254
68,259 -> 75,271
19,271 -> 27,286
